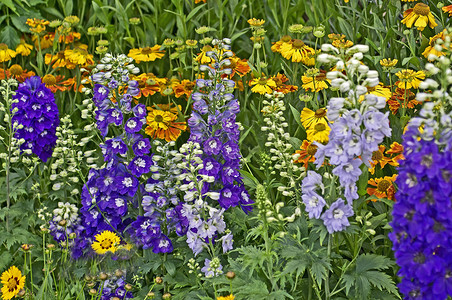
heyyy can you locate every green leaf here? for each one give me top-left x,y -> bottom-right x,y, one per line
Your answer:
0,25 -> 20,49
289,104 -> 303,127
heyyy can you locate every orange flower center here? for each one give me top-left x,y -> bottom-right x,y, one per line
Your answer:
314,123 -> 326,132
0,43 -> 8,50
413,3 -> 430,16
314,108 -> 326,118
292,39 -> 305,49
9,64 -> 23,76
371,150 -> 383,161
306,144 -> 318,156
377,179 -> 391,192
42,74 -> 57,86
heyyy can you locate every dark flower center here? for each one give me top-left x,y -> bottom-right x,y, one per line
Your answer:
100,239 -> 113,249
141,47 -> 153,54
9,64 -> 23,76
315,73 -> 326,81
404,209 -> 415,221
307,144 -> 318,156
0,43 -> 8,50
42,74 -> 57,86
442,170 -> 451,183
377,180 -> 390,192
413,3 -> 430,16
314,123 -> 326,132
372,150 -> 383,161
421,190 -> 434,204
281,35 -> 291,43
7,277 -> 18,290
155,115 -> 164,122
292,39 -> 305,49
314,108 -> 326,118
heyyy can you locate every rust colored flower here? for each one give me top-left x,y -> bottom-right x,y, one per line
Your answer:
367,175 -> 397,201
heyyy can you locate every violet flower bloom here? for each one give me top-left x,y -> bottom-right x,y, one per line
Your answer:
321,198 -> 354,234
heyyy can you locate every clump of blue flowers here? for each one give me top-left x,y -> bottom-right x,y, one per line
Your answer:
188,38 -> 253,214
389,45 -> 452,299
12,76 -> 59,162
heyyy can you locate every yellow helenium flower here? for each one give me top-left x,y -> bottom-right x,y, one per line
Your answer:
360,83 -> 392,102
248,18 -> 265,27
306,122 -> 331,143
300,107 -> 328,130
249,77 -> 276,95
26,18 -> 49,34
64,44 -> 94,66
217,295 -> 235,300
422,31 -> 446,61
195,45 -> 214,64
271,35 -> 291,53
128,45 -> 165,63
301,69 -> 330,92
1,266 -> 25,300
395,69 -> 426,89
280,39 -> 315,63
91,230 -> 120,255
379,58 -> 398,68
402,3 -> 437,31
0,44 -> 16,63
145,106 -> 187,142
15,40 -> 33,56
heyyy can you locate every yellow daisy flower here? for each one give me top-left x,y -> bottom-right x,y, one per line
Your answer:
217,295 -> 235,300
422,31 -> 446,61
195,45 -> 214,64
247,18 -> 265,27
359,83 -> 392,102
64,44 -> 94,66
306,122 -> 331,143
145,106 -> 187,142
91,230 -> 121,255
15,39 -> 33,56
395,69 -> 426,89
301,69 -> 330,92
379,58 -> 398,69
1,266 -> 25,300
402,3 -> 437,31
26,18 -> 49,34
249,76 -> 276,95
300,107 -> 328,130
128,45 -> 165,63
0,44 -> 16,63
271,35 -> 291,53
279,39 -> 315,63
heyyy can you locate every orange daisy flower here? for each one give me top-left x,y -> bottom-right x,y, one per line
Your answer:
131,73 -> 162,98
442,4 -> 452,16
367,175 -> 397,201
62,76 -> 90,93
4,64 -> 35,82
174,80 -> 195,99
272,73 -> 298,94
145,104 -> 187,142
58,31 -> 81,44
385,142 -> 405,167
368,145 -> 392,175
226,56 -> 251,78
42,74 -> 69,92
293,140 -> 317,169
387,88 -> 421,115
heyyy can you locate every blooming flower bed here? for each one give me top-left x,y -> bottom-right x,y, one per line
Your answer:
0,0 -> 451,299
